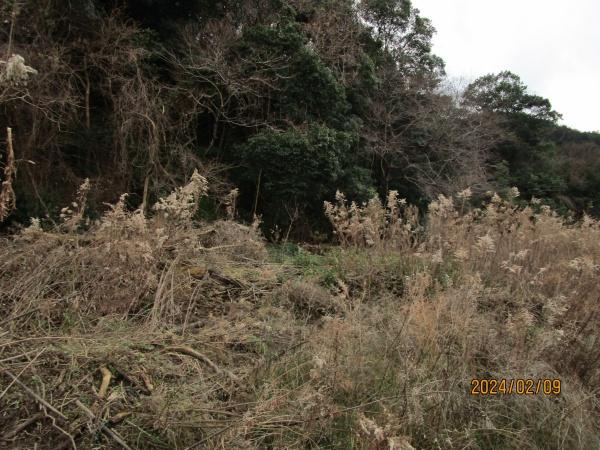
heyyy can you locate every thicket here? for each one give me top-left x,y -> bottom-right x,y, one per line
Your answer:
0,177 -> 599,448
2,0 -> 597,237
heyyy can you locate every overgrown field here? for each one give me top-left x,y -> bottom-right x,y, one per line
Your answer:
1,176 -> 599,449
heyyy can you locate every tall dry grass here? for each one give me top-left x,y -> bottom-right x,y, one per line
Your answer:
324,190 -> 420,249
0,182 -> 599,449
315,187 -> 600,448
0,127 -> 16,222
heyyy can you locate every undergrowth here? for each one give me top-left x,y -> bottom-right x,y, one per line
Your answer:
0,182 -> 599,449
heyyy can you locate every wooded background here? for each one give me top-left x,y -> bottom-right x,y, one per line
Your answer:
1,0 -> 599,237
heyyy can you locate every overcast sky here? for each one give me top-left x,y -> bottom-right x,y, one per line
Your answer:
413,0 -> 600,132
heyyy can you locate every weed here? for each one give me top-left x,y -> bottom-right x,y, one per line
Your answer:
1,184 -> 599,449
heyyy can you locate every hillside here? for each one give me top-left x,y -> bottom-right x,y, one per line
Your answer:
1,0 -> 599,233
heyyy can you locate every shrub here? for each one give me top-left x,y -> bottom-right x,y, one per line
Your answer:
237,125 -> 357,231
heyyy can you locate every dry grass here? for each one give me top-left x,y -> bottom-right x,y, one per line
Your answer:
324,190 -> 420,249
0,127 -> 16,222
0,182 -> 599,449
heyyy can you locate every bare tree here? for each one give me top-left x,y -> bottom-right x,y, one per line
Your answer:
363,70 -> 502,197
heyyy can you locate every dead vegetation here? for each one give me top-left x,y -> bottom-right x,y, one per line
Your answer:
0,177 -> 599,449
0,127 -> 16,222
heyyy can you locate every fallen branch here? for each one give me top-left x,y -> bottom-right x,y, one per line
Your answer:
164,346 -> 240,382
1,413 -> 45,441
139,370 -> 154,393
0,348 -> 45,400
207,270 -> 247,289
74,400 -> 133,450
198,243 -> 244,252
111,363 -> 152,395
91,365 -> 113,414
109,411 -> 133,425
2,369 -> 66,420
2,369 -> 76,448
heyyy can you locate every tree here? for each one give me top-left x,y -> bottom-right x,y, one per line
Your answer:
363,72 -> 500,201
464,71 -> 560,121
358,0 -> 444,78
235,124 -> 358,231
464,71 -> 567,202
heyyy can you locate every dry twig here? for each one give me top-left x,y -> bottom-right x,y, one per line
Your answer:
1,413 -> 45,441
165,345 -> 241,382
74,400 -> 133,450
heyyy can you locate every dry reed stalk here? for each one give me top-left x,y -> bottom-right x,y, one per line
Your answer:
0,127 -> 16,222
73,400 -> 133,450
165,345 -> 241,382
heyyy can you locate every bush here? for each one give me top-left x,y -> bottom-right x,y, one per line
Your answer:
236,124 -> 358,231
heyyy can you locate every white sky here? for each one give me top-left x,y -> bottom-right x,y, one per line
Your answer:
413,0 -> 600,132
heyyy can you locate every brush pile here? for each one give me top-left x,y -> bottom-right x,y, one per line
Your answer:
1,178 -> 599,449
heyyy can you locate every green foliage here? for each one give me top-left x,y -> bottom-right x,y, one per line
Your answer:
359,0 -> 444,77
3,0 -> 599,236
361,0 -> 413,28
236,125 -> 357,227
510,143 -> 568,198
336,166 -> 378,204
464,71 -> 599,215
281,48 -> 350,128
465,71 -> 561,121
237,17 -> 350,128
237,20 -> 305,56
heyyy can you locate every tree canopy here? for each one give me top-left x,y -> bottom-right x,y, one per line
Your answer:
1,0 -> 598,235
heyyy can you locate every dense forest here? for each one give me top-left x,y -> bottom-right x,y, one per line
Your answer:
1,0 -> 599,236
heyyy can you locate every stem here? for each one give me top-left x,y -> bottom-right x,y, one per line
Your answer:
6,4 -> 18,60
252,168 -> 262,218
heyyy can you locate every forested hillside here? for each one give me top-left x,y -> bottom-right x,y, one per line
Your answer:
1,0 -> 599,234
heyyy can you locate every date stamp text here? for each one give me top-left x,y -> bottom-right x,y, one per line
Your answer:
470,378 -> 561,396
